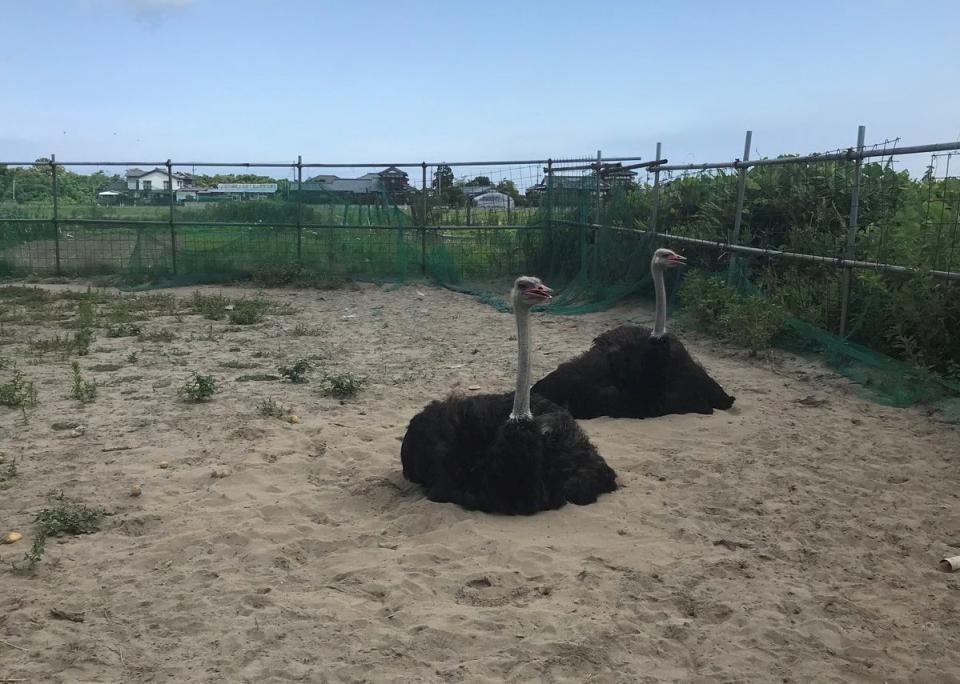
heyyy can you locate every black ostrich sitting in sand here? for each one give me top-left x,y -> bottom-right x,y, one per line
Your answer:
531,248 -> 735,419
400,276 -> 618,515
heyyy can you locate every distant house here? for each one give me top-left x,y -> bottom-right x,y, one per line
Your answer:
304,166 -> 409,197
175,183 -> 278,203
473,191 -> 514,210
527,174 -> 611,196
126,167 -> 194,192
459,184 -> 495,198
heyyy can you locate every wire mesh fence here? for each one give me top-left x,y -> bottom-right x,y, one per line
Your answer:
1,130 -> 959,403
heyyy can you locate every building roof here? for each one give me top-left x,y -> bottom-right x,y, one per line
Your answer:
306,166 -> 408,186
126,166 -> 193,180
323,178 -> 381,193
459,184 -> 495,197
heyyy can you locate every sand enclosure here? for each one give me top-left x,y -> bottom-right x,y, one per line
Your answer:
1,281 -> 960,683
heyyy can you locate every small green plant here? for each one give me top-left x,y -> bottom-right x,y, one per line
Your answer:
256,397 -> 290,419
73,293 -> 97,357
190,291 -> 230,320
229,300 -> 269,325
70,361 -> 97,404
279,359 -> 311,384
16,501 -> 104,573
77,295 -> 97,329
323,372 -> 366,398
126,351 -> 139,363
179,372 -> 217,401
106,323 -> 142,338
0,370 -> 38,410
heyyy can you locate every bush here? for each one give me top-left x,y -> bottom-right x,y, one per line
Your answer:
179,372 -> 217,401
322,372 -> 366,398
229,300 -> 268,325
679,271 -> 785,353
0,370 -> 38,410
279,359 -> 310,384
190,291 -> 230,320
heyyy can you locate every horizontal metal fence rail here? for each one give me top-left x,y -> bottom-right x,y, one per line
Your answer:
649,140 -> 960,172
551,220 -> 960,281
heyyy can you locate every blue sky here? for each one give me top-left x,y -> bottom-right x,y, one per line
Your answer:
2,0 -> 958,178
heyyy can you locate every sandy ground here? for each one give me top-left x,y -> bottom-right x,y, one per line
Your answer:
1,280 -> 959,684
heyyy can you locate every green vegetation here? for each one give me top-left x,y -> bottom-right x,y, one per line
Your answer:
70,361 -> 97,403
179,372 -> 217,401
279,359 -> 310,384
16,501 -> 104,573
678,272 -> 786,353
0,370 -> 38,411
256,397 -> 291,419
189,291 -> 230,320
322,372 -> 366,399
228,300 -> 268,325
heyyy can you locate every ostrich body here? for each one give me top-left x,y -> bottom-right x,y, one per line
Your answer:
531,249 -> 735,419
400,277 -> 618,515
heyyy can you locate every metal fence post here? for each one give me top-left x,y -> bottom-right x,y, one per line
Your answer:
545,159 -> 553,228
296,155 -> 303,263
727,130 -> 753,284
166,160 -> 177,275
650,143 -> 662,235
839,125 -> 866,337
594,149 -> 602,276
50,155 -> 61,276
421,162 -> 427,275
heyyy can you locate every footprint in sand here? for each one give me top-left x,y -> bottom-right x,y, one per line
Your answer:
454,572 -> 552,607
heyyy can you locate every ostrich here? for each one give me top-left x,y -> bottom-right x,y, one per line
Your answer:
531,248 -> 735,419
400,276 -> 618,515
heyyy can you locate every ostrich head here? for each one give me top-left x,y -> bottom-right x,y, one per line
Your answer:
511,276 -> 553,309
651,248 -> 687,270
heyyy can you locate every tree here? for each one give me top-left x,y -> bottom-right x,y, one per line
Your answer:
431,164 -> 454,192
466,176 -> 492,187
495,179 -> 523,207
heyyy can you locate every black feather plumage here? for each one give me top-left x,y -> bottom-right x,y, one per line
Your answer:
531,324 -> 735,419
400,391 -> 617,515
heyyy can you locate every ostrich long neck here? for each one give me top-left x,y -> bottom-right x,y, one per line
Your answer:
510,305 -> 533,421
652,261 -> 667,338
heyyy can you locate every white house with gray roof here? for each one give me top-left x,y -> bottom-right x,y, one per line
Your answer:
126,167 -> 193,192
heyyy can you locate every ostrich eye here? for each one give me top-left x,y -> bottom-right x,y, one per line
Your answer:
518,282 -> 529,289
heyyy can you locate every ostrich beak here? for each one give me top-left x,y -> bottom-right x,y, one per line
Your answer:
527,283 -> 553,301
668,254 -> 687,266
